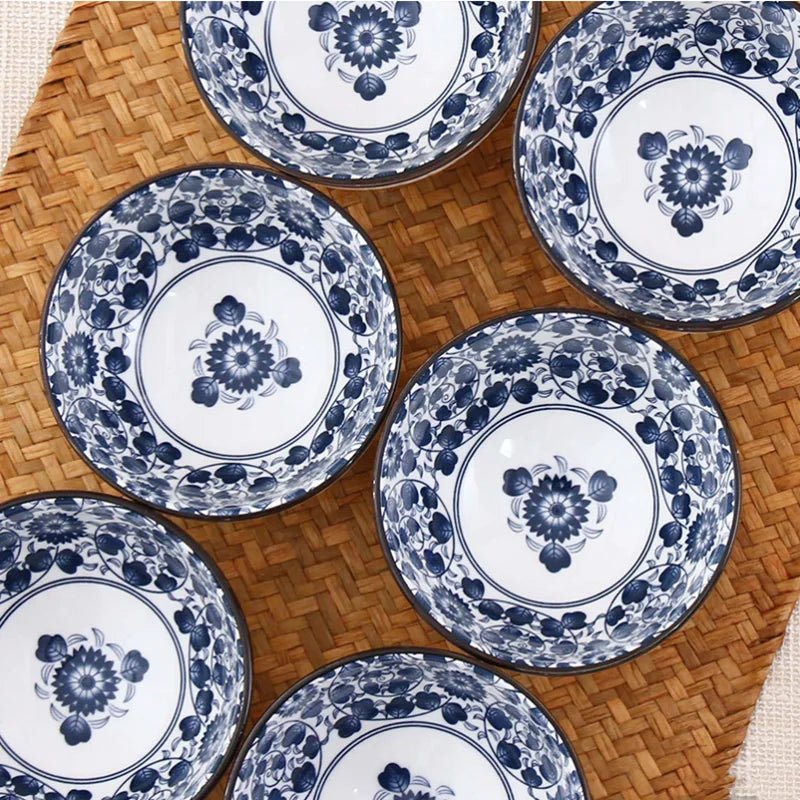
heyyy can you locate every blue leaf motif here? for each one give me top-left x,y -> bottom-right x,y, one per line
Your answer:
540,542 -> 571,572
155,442 -> 182,465
695,20 -> 724,45
654,44 -> 680,69
282,112 -> 306,133
671,207 -> 703,238
723,137 -> 752,170
607,66 -> 631,93
622,579 -> 648,604
215,464 -> 246,484
563,173 -> 588,205
395,1 -> 421,27
272,357 -> 302,388
496,741 -> 522,769
291,763 -> 317,793
502,467 -> 533,496
55,549 -> 83,574
777,87 -> 800,115
588,470 -> 617,502
766,32 -> 791,58
242,51 -> 267,82
720,48 -> 751,74
122,280 -> 149,310
354,73 -> 386,101
379,763 -> 410,793
637,131 -> 667,161
36,634 -> 68,663
130,768 -> 159,793
121,649 -> 150,682
60,714 -> 91,746
213,295 -> 246,325
123,561 -> 151,587
442,93 -> 468,119
105,347 -> 131,374
471,31 -> 493,57
308,2 -> 338,31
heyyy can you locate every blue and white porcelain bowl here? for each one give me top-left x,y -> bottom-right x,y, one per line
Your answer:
41,165 -> 400,519
516,1 -> 800,329
375,310 -> 740,673
226,648 -> 589,800
182,2 -> 539,187
0,492 -> 251,800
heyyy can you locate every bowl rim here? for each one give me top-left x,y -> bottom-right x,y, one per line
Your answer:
371,305 -> 743,675
39,161 -> 404,522
180,2 -> 542,190
222,644 -> 592,800
0,488 -> 254,800
511,1 -> 800,332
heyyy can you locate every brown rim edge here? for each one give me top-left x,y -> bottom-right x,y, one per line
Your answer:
510,2 -> 800,332
180,3 -> 542,190
371,306 -> 743,676
0,489 -> 254,800
38,161 -> 404,522
222,645 -> 592,800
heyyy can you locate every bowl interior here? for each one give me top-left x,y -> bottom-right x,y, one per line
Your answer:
43,166 -> 399,518
229,650 -> 587,799
376,310 -> 738,671
0,494 -> 249,800
516,1 -> 800,327
184,1 -> 536,184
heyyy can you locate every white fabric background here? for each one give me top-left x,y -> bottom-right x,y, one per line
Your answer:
0,1 -> 794,797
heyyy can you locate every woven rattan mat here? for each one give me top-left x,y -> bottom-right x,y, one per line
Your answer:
1,2 -> 798,798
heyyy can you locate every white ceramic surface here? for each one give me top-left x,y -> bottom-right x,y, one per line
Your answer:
516,1 -> 800,328
227,649 -> 588,800
41,165 -> 400,518
183,1 -> 539,185
0,493 -> 250,800
375,309 -> 740,672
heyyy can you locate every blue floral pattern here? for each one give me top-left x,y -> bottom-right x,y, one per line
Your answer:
309,2 -> 422,101
375,762 -> 453,800
638,126 -> 753,237
229,651 -> 587,800
35,629 -> 149,746
376,311 -> 738,671
183,2 -> 535,183
516,1 -> 800,326
0,495 -> 249,800
190,295 -> 301,410
42,167 -> 399,517
503,458 -> 617,573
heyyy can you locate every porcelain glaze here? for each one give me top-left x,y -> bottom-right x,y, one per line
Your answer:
42,166 -> 400,518
516,1 -> 800,328
227,650 -> 588,800
375,310 -> 739,672
183,2 -> 538,186
0,493 -> 250,800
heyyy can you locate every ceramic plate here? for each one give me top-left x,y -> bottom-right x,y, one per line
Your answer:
227,648 -> 588,800
375,310 -> 740,672
0,492 -> 250,800
516,1 -> 800,329
182,2 -> 539,187
41,165 -> 400,519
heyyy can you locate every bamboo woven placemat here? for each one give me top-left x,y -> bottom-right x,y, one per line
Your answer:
1,2 -> 798,797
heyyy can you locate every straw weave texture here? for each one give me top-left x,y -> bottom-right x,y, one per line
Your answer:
1,3 -> 799,798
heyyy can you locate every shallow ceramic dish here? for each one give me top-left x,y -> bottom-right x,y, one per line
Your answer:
41,165 -> 400,519
0,492 -> 251,800
516,1 -> 800,329
226,648 -> 589,800
182,1 -> 539,187
375,309 -> 740,673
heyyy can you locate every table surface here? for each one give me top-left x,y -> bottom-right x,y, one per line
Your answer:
0,1 -> 798,798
